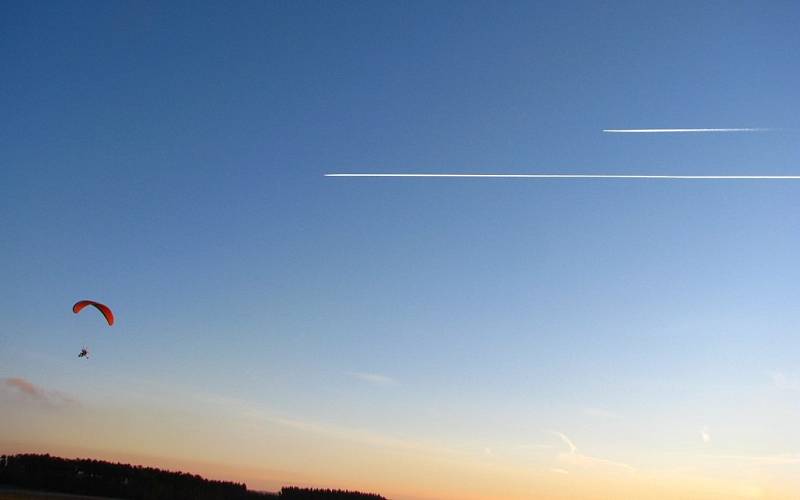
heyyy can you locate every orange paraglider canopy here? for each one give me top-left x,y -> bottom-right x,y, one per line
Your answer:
72,300 -> 114,326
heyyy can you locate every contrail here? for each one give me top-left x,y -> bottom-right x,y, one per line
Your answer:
326,173 -> 800,180
603,128 -> 771,133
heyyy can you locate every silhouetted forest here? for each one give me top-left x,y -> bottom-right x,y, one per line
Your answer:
278,487 -> 385,500
0,454 -> 386,500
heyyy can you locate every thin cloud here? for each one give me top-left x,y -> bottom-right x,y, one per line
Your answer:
550,430 -> 635,472
603,128 -> 772,133
5,377 -> 45,399
348,371 -> 398,386
703,453 -> 800,465
2,377 -> 75,406
515,443 -> 555,451
197,392 -> 464,460
583,407 -> 619,419
260,414 -> 462,458
702,427 -> 711,444
552,431 -> 577,454
767,370 -> 800,391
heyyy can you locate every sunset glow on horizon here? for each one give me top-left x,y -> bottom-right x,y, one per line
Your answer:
3,1 -> 800,499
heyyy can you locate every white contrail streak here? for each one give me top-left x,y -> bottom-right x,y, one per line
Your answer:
603,128 -> 771,133
326,173 -> 800,180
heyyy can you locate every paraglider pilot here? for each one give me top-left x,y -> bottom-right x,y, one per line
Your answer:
72,300 -> 113,360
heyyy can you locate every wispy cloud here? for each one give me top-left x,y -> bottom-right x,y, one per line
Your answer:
515,443 -> 555,451
701,427 -> 711,444
553,431 -> 577,455
2,377 -> 75,406
551,431 -> 635,472
5,377 -> 45,399
348,371 -> 398,386
256,413 -> 462,458
583,407 -> 619,419
703,453 -> 800,465
767,370 -> 800,391
194,392 -> 460,459
603,128 -> 772,133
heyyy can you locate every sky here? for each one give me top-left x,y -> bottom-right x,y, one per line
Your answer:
2,1 -> 800,498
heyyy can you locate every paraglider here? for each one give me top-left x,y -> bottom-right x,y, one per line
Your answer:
72,300 -> 114,326
72,300 -> 114,359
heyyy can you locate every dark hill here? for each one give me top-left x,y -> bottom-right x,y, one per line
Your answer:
0,454 -> 386,500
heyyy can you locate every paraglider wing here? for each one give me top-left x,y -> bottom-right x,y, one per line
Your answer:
72,300 -> 114,326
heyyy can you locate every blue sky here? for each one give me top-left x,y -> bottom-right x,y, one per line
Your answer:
3,2 -> 800,498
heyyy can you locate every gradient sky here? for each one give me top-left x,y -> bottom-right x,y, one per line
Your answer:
3,1 -> 800,499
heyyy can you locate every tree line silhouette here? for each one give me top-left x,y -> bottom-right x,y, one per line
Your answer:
0,454 -> 386,500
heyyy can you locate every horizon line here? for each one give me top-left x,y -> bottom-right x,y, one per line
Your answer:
325,173 -> 800,180
603,128 -> 772,133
